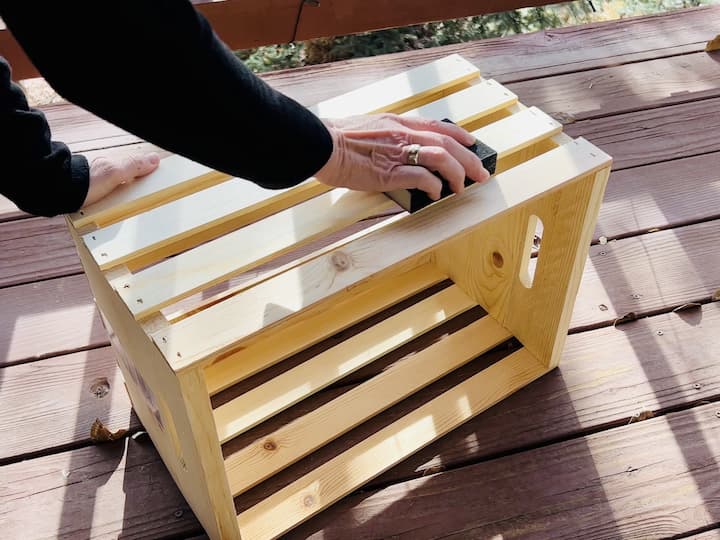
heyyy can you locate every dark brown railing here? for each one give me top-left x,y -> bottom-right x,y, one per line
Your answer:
0,0 -> 552,80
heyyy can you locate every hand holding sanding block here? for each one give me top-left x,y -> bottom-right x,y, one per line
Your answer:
384,119 -> 497,213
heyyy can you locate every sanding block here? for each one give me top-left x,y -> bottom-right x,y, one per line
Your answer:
384,119 -> 497,213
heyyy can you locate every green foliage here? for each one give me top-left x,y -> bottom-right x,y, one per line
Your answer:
236,0 -> 718,73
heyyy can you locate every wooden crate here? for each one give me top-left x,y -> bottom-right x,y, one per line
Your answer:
66,54 -> 612,540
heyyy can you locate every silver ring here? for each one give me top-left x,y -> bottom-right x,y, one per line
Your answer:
406,144 -> 421,166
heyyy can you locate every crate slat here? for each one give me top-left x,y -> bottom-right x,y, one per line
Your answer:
119,103 -> 563,322
235,347 -> 547,540
224,314 -> 511,497
73,54 -> 479,232
155,138 -> 610,370
69,155 -> 230,229
203,263 -> 447,395
400,78 -> 517,126
112,189 -> 393,318
214,285 -> 476,443
83,178 -> 334,271
84,79 -> 517,276
310,54 -> 480,117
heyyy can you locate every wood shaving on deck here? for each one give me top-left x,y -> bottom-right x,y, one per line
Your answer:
706,34 -> 720,52
90,418 -> 128,443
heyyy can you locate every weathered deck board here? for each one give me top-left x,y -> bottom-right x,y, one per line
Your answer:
571,219 -> 720,328
290,401 -> 720,539
3,322 -> 718,538
371,302 -> 720,485
0,347 -> 138,462
566,96 -> 720,170
28,8 -> 717,158
0,216 -> 79,288
1,8 -> 719,539
264,6 -> 719,107
0,274 -> 106,366
0,438 -> 200,540
507,51 -> 720,122
595,152 -> 720,239
0,196 -> 23,222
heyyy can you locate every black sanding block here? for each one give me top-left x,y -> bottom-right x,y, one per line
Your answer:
384,119 -> 497,213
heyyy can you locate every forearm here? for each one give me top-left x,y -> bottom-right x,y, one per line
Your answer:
0,1 -> 333,189
0,57 -> 89,216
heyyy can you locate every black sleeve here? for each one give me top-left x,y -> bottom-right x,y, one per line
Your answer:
0,1 -> 333,190
0,56 -> 89,216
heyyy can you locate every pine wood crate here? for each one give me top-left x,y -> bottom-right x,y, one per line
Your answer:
66,54 -> 612,539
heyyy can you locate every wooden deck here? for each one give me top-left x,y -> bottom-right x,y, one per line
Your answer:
2,6 -> 720,539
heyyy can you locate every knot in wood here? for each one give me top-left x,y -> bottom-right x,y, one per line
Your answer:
263,440 -> 277,452
303,494 -> 315,508
331,251 -> 351,271
89,377 -> 110,399
492,251 -> 504,268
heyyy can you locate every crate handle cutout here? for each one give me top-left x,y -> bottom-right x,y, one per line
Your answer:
519,214 -> 544,289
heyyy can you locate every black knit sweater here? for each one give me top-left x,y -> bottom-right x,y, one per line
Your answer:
0,1 -> 333,216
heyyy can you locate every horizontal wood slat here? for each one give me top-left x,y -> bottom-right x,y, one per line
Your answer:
309,54 -> 479,117
224,315 -> 511,497
263,7 -> 718,108
214,285 -> 475,444
203,264 -> 447,394
112,190 -> 394,319
0,216 -> 79,288
236,347 -> 547,540
0,439 -> 199,538
290,400 -> 720,539
155,138 -> 610,370
570,219 -> 720,329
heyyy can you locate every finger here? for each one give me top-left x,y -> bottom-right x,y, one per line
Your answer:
404,145 -> 466,194
120,152 -> 160,183
410,132 -> 489,184
388,165 -> 444,200
397,116 -> 476,146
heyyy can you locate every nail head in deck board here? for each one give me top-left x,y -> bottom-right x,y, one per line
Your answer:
290,401 -> 720,539
0,274 -> 105,366
0,215 -> 80,288
0,347 -> 137,461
